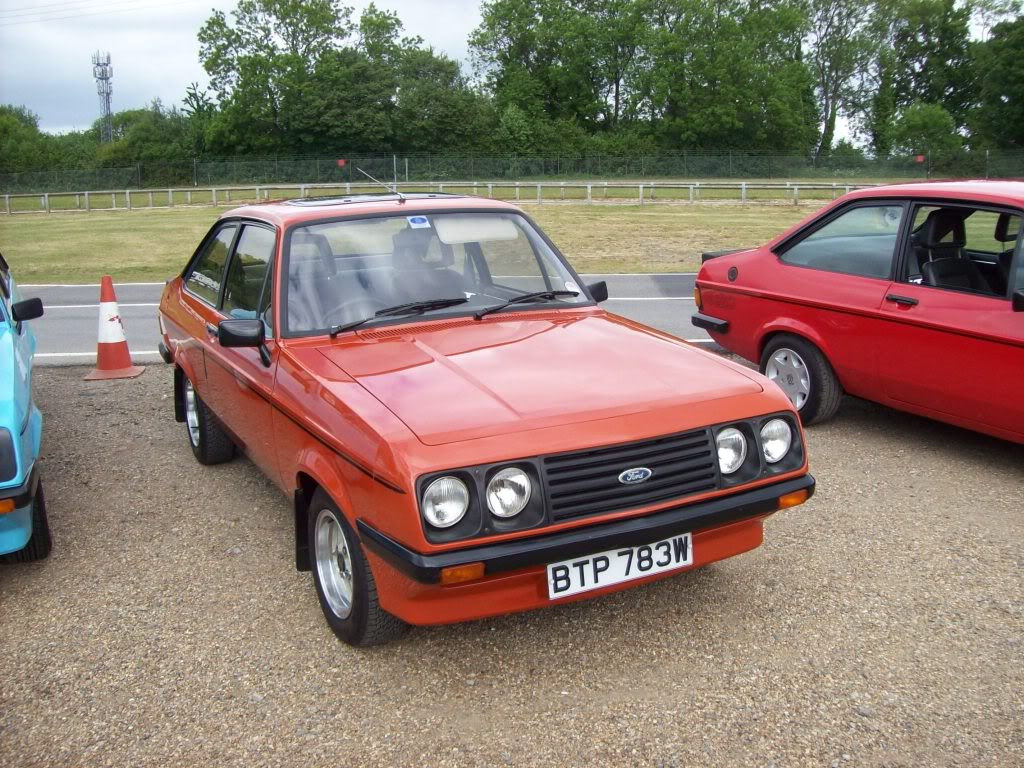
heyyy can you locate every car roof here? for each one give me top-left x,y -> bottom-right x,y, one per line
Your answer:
846,180 -> 1024,206
218,193 -> 523,228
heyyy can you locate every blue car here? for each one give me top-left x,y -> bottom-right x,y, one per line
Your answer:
0,253 -> 49,562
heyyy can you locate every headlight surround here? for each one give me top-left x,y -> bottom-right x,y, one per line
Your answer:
716,427 -> 747,475
760,418 -> 793,463
421,476 -> 470,529
486,467 -> 532,518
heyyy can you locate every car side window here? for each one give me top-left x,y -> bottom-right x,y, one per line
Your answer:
223,225 -> 276,323
185,225 -> 237,306
778,205 -> 903,279
902,204 -> 1015,297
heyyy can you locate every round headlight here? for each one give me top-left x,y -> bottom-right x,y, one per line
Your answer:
760,418 -> 793,464
421,476 -> 469,528
716,427 -> 747,475
486,467 -> 532,518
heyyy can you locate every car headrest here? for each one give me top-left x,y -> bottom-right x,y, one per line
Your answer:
291,231 -> 336,276
391,226 -> 453,269
994,212 -> 1021,243
923,209 -> 967,249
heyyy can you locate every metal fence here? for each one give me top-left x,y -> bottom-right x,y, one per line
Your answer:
2,180 -> 882,215
4,150 -> 1024,194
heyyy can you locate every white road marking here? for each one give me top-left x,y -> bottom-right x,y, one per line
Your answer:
35,350 -> 161,358
20,282 -> 167,288
44,303 -> 160,309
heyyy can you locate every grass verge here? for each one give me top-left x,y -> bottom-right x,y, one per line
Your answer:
0,202 -> 821,283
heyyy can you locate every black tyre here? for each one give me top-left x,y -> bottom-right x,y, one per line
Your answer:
0,480 -> 51,563
307,489 -> 406,647
182,375 -> 234,465
760,334 -> 842,425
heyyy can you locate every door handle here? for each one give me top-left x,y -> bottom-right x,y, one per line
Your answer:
885,294 -> 918,307
205,322 -> 219,337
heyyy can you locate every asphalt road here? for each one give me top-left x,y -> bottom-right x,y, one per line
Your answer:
19,274 -> 708,365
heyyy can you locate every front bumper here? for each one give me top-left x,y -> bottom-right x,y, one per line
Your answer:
358,473 -> 814,584
0,467 -> 39,555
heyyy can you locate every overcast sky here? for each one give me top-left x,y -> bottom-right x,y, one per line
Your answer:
0,0 -> 484,134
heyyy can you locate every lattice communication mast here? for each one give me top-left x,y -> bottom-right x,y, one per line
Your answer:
92,51 -> 113,143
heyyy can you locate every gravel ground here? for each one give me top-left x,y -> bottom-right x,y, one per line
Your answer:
1,365 -> 1021,767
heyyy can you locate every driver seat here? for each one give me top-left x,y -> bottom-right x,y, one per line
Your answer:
390,227 -> 467,302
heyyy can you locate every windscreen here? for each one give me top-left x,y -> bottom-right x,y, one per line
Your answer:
284,212 -> 588,334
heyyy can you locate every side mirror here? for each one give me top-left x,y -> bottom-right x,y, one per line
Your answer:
219,318 -> 272,366
11,298 -> 44,322
587,280 -> 608,303
1013,290 -> 1024,312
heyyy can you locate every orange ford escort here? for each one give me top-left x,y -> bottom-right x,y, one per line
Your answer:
157,193 -> 814,646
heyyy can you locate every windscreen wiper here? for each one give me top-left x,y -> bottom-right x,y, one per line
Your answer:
329,297 -> 469,337
473,290 -> 579,321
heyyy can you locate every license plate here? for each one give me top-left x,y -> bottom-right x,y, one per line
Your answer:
546,533 -> 693,600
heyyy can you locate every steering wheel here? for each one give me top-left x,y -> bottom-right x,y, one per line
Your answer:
321,297 -> 388,328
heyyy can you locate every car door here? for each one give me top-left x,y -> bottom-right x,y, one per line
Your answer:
877,202 -> 1024,437
200,222 -> 281,479
178,223 -> 240,391
770,201 -> 906,401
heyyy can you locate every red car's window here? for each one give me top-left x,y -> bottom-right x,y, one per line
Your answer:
223,225 -> 276,326
184,225 -> 237,306
283,212 -> 588,335
779,205 -> 903,280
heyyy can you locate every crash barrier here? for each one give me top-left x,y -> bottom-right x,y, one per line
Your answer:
2,180 -> 880,214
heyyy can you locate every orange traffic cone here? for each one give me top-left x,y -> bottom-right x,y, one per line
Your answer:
84,276 -> 145,381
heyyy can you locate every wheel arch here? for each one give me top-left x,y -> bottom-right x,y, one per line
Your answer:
291,452 -> 356,572
757,321 -> 839,382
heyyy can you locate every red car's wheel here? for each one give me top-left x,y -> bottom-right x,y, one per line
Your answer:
760,335 -> 842,425
182,375 -> 235,465
308,489 -> 406,647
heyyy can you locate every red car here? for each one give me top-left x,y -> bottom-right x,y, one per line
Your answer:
158,193 -> 814,646
693,181 -> 1024,444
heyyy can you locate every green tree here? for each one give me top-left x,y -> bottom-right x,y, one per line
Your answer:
890,101 -> 962,157
972,15 -> 1024,148
0,106 -> 50,172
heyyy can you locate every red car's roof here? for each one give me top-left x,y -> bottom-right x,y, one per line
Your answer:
846,179 -> 1024,205
219,194 -> 522,228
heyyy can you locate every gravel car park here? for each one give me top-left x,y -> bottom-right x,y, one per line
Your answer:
1,366 -> 1021,766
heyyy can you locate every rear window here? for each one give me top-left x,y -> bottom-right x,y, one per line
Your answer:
779,205 -> 903,279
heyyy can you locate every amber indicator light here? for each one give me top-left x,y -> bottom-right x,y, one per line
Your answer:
440,562 -> 485,585
777,489 -> 809,510
693,286 -> 702,310
0,499 -> 14,515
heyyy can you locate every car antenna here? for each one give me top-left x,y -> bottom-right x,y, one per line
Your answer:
356,167 -> 405,204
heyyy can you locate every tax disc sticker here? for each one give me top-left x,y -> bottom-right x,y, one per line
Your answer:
407,216 -> 431,229
565,281 -> 580,293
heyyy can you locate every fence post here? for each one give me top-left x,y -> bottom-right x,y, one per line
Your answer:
604,182 -> 608,199
793,185 -> 800,206
515,182 -> 520,201
560,182 -> 565,200
148,191 -> 153,207
42,194 -> 49,213
4,195 -> 9,214
487,183 -> 493,198
346,183 -> 351,194
650,182 -> 655,200
688,185 -> 694,203
225,189 -> 231,202
125,190 -> 131,211
168,189 -> 173,207
75,193 -> 81,209
537,183 -> 541,204
473,182 -> 478,196
831,183 -> 837,199
741,182 -> 746,202
187,190 -> 192,204
110,193 -> 115,209
587,184 -> 592,203
845,185 -> 850,195
255,186 -> 260,202
639,184 -> 644,205
84,191 -> 89,211
212,188 -> 217,205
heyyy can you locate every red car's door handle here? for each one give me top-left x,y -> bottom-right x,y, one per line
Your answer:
885,294 -> 919,307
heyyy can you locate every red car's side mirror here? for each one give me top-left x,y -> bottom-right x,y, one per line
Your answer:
1013,290 -> 1024,312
